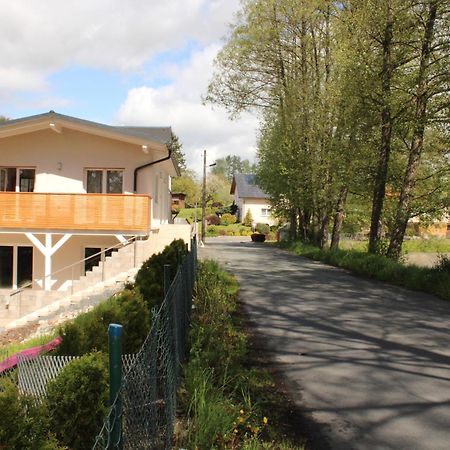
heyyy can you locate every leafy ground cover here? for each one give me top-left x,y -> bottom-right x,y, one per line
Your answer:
279,241 -> 450,301
340,238 -> 450,253
176,259 -> 306,449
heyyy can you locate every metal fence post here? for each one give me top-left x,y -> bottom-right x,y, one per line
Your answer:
163,264 -> 171,297
108,323 -> 123,450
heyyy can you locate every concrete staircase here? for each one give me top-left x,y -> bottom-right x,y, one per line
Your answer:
0,224 -> 192,331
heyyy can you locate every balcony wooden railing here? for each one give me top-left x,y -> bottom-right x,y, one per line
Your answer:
0,192 -> 150,233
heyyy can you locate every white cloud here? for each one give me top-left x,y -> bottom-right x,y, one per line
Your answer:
0,0 -> 240,93
116,45 -> 259,176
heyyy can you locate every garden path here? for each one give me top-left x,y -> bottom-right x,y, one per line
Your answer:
199,236 -> 450,450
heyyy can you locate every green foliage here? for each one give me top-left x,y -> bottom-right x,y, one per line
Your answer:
168,131 -> 186,173
243,209 -> 253,227
206,224 -> 252,237
220,213 -> 237,226
0,378 -> 62,449
171,170 -> 201,206
134,239 -> 187,308
211,155 -> 256,181
57,289 -> 149,356
255,223 -> 270,235
47,353 -> 108,450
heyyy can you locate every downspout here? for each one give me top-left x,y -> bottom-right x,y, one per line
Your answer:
133,147 -> 172,193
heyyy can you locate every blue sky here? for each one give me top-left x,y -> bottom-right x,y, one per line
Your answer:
0,0 -> 258,175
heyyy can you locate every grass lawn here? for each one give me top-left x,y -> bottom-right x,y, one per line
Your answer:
340,238 -> 450,253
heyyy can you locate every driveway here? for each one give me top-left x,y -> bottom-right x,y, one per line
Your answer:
199,237 -> 450,450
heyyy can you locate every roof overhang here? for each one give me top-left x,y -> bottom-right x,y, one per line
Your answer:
0,112 -> 167,153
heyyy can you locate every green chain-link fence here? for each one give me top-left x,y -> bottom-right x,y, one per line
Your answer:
92,236 -> 197,450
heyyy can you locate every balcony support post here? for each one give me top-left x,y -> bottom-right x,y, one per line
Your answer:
25,232 -> 72,291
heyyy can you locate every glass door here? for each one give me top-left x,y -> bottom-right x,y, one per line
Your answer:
17,247 -> 33,288
0,246 -> 13,288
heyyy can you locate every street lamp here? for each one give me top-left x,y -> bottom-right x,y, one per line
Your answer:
201,150 -> 216,246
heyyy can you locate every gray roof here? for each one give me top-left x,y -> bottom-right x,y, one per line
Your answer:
232,173 -> 269,199
0,111 -> 171,144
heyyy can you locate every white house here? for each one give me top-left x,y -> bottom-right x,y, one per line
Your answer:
0,111 -> 190,301
230,173 -> 277,226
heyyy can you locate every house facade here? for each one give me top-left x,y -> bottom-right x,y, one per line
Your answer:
0,111 -> 184,295
230,173 -> 277,227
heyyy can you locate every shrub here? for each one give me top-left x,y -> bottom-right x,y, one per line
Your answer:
57,289 -> 149,356
243,210 -> 253,227
47,352 -> 108,450
134,239 -> 187,308
0,378 -> 62,449
220,213 -> 237,226
255,223 -> 270,235
206,214 -> 220,225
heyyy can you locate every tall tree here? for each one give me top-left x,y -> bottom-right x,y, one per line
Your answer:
168,132 -> 186,173
211,155 -> 256,180
387,0 -> 449,258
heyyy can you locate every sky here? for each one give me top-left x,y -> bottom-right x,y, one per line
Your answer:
0,0 -> 259,176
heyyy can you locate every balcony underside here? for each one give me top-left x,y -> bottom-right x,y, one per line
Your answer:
0,192 -> 150,234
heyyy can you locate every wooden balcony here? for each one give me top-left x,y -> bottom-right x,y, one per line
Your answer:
0,192 -> 150,234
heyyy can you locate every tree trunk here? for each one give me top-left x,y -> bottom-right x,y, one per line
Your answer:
387,1 -> 437,259
318,214 -> 330,249
290,209 -> 298,240
331,186 -> 348,250
368,1 -> 394,254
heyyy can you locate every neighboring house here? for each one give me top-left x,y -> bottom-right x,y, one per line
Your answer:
230,173 -> 276,226
0,111 -> 189,297
408,214 -> 450,237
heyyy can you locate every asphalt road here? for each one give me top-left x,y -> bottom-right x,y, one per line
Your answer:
199,237 -> 450,450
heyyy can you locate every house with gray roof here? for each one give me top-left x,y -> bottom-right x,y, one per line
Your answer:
230,173 -> 276,226
0,111 -> 190,327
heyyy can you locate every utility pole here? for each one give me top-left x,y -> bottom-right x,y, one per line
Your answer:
201,150 -> 207,245
200,150 -> 216,246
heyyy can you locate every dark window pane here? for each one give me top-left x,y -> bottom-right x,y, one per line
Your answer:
0,246 -> 13,288
19,169 -> 35,192
0,168 -> 16,191
107,170 -> 123,194
87,170 -> 103,193
17,247 -> 33,288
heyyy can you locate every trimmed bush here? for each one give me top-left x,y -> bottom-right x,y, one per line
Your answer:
206,214 -> 220,225
47,352 -> 108,450
0,378 -> 62,449
255,223 -> 270,235
57,288 -> 149,356
134,239 -> 187,308
220,213 -> 237,226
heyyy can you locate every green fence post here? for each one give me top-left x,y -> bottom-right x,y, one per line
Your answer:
108,323 -> 123,450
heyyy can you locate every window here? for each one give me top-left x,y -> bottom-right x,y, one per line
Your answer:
86,169 -> 123,193
261,208 -> 269,217
0,167 -> 35,192
0,246 -> 33,288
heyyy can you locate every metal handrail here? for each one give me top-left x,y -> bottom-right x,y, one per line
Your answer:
7,235 -> 140,307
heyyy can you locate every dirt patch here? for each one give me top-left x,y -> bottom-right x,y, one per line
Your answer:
0,323 -> 40,348
239,304 -> 331,450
